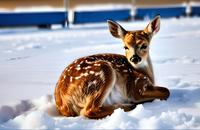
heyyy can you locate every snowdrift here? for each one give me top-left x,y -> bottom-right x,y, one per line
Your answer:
0,17 -> 200,129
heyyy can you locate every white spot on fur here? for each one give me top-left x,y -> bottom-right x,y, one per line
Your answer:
135,77 -> 140,85
93,80 -> 97,84
89,71 -> 95,74
84,66 -> 92,69
74,72 -> 89,80
70,76 -> 73,82
116,65 -> 122,68
88,81 -> 94,87
74,75 -> 82,80
74,59 -> 78,64
123,70 -> 128,73
139,89 -> 142,95
143,84 -> 148,91
99,71 -> 105,81
67,66 -> 73,72
80,61 -> 84,64
75,66 -> 81,71
63,75 -> 66,79
94,71 -> 105,81
94,63 -> 101,66
82,72 -> 89,77
95,71 -> 101,76
85,60 -> 93,64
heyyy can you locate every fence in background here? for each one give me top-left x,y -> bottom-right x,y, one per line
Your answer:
191,6 -> 200,16
1,4 -> 200,28
0,12 -> 68,28
135,6 -> 186,19
73,9 -> 131,24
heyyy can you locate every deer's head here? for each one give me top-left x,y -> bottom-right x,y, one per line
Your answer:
108,15 -> 160,68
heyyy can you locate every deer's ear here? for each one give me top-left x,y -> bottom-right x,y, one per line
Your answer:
107,20 -> 127,38
145,15 -> 160,35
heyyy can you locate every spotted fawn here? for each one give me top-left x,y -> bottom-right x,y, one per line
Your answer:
54,15 -> 170,119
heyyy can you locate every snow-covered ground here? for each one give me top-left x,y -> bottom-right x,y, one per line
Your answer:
0,17 -> 200,129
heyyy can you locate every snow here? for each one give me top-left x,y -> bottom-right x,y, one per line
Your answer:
74,4 -> 132,11
1,17 -> 200,129
14,7 -> 65,12
0,6 -> 65,12
190,2 -> 200,6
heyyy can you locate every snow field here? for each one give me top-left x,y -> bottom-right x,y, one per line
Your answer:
0,17 -> 200,129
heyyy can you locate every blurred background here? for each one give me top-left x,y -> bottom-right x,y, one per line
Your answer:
0,0 -> 200,28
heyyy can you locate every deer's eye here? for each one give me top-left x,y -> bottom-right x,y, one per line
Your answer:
141,45 -> 147,50
124,46 -> 129,50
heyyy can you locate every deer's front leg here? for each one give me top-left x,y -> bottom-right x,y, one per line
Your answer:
141,86 -> 170,101
129,73 -> 170,104
137,76 -> 170,101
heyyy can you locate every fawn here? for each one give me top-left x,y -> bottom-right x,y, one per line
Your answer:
54,15 -> 169,119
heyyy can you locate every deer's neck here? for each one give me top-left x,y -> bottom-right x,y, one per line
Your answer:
134,56 -> 154,84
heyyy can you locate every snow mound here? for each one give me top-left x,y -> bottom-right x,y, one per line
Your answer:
1,87 -> 200,129
154,56 -> 200,64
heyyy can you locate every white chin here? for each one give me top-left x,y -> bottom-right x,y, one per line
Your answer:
130,61 -> 142,68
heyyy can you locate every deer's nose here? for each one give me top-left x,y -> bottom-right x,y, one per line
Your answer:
130,55 -> 141,64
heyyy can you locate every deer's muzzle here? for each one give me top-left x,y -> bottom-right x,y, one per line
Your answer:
130,55 -> 141,64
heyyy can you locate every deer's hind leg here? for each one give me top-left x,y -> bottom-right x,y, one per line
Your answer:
80,61 -> 119,119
